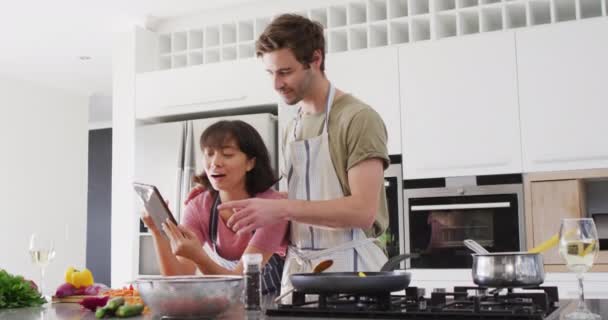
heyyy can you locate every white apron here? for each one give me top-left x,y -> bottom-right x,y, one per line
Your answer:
194,243 -> 237,273
280,84 -> 387,301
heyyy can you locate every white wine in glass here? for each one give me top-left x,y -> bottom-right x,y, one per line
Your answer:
28,233 -> 56,300
558,218 -> 600,320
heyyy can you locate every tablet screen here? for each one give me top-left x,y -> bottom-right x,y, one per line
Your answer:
133,182 -> 178,235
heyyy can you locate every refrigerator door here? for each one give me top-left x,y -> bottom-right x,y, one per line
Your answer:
191,113 -> 278,182
277,104 -> 299,191
135,121 -> 185,219
135,121 -> 185,276
180,120 -> 196,212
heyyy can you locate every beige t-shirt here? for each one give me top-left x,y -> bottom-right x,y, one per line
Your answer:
282,94 -> 390,238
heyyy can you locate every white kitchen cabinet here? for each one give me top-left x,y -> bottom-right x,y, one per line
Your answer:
399,32 -> 522,179
326,47 -> 401,155
516,19 -> 608,173
135,58 -> 276,119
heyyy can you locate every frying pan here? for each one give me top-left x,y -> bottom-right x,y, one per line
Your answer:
289,253 -> 416,294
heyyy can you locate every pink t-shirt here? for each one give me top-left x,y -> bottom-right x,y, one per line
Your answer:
181,189 -> 289,261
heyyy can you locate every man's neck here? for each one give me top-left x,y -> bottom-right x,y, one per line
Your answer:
299,76 -> 331,115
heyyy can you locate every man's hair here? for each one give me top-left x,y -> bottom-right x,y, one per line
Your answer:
255,13 -> 326,72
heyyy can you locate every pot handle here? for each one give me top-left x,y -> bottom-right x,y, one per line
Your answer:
380,253 -> 419,272
463,239 -> 490,254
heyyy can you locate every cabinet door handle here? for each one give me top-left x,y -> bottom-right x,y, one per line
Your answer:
411,202 -> 511,211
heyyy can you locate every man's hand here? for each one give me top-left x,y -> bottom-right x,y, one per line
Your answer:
220,198 -> 288,236
184,185 -> 206,205
162,219 -> 203,260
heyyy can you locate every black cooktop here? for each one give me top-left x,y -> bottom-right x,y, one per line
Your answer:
266,286 -> 560,319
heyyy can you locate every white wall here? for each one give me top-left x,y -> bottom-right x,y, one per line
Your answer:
111,27 -> 157,288
0,74 -> 88,294
89,94 -> 112,129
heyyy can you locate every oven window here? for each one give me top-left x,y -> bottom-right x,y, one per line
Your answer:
409,194 -> 519,268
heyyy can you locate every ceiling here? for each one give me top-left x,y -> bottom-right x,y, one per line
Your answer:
0,0 -> 258,98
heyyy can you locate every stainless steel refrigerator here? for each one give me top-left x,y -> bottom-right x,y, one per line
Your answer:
134,113 -> 277,276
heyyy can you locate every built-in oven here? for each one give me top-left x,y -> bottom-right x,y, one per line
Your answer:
404,174 -> 524,268
383,155 -> 404,260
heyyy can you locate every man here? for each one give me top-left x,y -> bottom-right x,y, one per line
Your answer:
213,14 -> 390,295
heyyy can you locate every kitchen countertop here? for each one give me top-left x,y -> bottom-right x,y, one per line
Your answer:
1,298 -> 606,319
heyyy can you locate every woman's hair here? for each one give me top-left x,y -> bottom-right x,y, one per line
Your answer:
255,13 -> 326,72
193,120 -> 277,196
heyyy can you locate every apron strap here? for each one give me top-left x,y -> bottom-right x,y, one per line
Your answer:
318,83 -> 336,135
291,83 -> 336,141
209,194 -> 221,251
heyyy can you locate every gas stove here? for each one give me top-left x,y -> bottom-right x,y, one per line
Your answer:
266,286 -> 560,319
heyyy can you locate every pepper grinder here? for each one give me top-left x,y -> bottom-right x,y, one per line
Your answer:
242,253 -> 262,310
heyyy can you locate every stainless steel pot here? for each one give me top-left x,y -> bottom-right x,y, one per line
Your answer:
465,239 -> 545,287
472,252 -> 545,287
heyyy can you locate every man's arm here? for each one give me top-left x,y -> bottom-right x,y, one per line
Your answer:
283,158 -> 384,228
224,158 -> 384,233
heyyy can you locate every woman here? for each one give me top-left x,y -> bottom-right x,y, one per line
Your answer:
142,120 -> 288,294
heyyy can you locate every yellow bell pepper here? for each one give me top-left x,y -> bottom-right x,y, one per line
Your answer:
64,267 -> 94,288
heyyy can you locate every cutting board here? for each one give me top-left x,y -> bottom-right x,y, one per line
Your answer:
52,295 -> 104,303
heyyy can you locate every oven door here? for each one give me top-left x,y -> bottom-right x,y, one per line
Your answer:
405,185 -> 523,268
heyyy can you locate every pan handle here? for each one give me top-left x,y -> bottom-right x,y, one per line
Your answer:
380,253 -> 419,272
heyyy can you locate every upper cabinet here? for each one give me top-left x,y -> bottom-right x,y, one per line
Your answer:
516,19 -> 608,173
326,47 -> 402,155
135,58 -> 276,119
399,32 -> 522,179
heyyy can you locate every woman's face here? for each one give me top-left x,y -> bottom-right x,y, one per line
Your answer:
202,139 -> 255,192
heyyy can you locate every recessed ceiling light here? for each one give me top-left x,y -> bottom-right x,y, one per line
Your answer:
79,56 -> 92,61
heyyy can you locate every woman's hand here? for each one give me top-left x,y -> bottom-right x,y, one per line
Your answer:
141,199 -> 171,236
162,219 -> 203,261
141,211 -> 161,235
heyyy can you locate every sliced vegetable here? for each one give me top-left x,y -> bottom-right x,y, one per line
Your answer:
105,297 -> 125,312
79,296 -> 109,312
95,297 -> 126,318
95,306 -> 108,318
83,283 -> 109,296
55,282 -> 77,298
116,304 -> 145,318
358,272 -> 367,277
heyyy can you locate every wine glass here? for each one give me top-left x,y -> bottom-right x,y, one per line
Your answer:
28,233 -> 56,300
558,218 -> 601,320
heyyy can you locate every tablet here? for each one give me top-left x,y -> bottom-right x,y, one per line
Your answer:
133,182 -> 178,234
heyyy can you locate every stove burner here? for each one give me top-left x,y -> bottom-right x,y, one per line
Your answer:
266,286 -> 560,319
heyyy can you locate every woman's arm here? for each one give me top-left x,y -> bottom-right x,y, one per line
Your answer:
163,221 -> 275,275
191,244 -> 274,275
141,213 -> 197,275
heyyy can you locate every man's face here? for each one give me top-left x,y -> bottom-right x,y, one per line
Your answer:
262,48 -> 314,105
